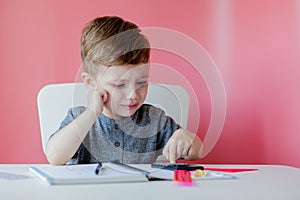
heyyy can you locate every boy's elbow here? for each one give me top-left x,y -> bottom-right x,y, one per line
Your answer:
46,153 -> 67,165
45,147 -> 67,165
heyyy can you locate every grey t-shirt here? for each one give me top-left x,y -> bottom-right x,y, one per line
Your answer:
56,104 -> 180,164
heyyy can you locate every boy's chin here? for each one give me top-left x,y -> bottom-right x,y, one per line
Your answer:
108,111 -> 134,119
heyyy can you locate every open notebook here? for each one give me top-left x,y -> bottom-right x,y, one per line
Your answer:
29,163 -> 236,185
30,164 -> 149,185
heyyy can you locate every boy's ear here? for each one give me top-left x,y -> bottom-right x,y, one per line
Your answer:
81,72 -> 96,89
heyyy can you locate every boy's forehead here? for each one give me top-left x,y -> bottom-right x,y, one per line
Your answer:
96,64 -> 149,81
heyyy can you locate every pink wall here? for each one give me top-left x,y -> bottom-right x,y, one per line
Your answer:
1,0 -> 300,167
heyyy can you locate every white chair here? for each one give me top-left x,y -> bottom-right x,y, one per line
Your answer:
37,82 -> 190,153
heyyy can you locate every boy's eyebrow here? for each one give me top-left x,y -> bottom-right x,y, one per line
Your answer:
108,75 -> 149,82
139,75 -> 149,79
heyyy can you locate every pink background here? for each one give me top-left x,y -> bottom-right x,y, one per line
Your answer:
1,0 -> 300,167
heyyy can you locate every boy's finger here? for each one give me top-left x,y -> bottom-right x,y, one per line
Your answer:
180,144 -> 189,158
168,144 -> 177,163
176,141 -> 185,158
162,144 -> 169,160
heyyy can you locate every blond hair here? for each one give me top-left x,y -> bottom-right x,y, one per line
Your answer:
81,16 -> 150,76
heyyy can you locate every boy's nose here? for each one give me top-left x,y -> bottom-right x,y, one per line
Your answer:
127,88 -> 138,99
126,85 -> 139,99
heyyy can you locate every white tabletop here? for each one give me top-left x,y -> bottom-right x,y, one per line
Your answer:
1,164 -> 300,200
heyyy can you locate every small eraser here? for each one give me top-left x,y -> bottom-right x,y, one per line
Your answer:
173,170 -> 192,183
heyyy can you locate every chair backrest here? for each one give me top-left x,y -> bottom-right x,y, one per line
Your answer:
37,82 -> 190,153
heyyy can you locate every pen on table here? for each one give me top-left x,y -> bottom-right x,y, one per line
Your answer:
95,163 -> 104,175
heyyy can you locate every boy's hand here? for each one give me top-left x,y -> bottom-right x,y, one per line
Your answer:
86,87 -> 108,117
162,129 -> 202,163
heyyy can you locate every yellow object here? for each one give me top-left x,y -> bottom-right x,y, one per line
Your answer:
192,169 -> 208,178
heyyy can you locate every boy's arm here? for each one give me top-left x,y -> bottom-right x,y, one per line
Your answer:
162,129 -> 203,163
45,109 -> 97,165
45,88 -> 107,165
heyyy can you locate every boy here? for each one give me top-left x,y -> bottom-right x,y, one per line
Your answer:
45,16 -> 202,165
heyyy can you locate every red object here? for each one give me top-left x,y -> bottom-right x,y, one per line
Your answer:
173,170 -> 193,183
205,168 -> 258,173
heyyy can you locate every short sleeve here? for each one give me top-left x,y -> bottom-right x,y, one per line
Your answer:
57,106 -> 86,131
48,106 -> 86,144
49,106 -> 87,164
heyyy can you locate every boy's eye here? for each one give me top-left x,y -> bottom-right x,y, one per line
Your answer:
114,83 -> 125,88
137,81 -> 148,86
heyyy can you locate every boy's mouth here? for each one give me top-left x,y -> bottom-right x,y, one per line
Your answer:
122,103 -> 139,109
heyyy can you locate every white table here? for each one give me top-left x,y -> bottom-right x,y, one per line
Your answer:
1,164 -> 300,200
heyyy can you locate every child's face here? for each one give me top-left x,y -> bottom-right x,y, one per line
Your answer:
96,63 -> 150,119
